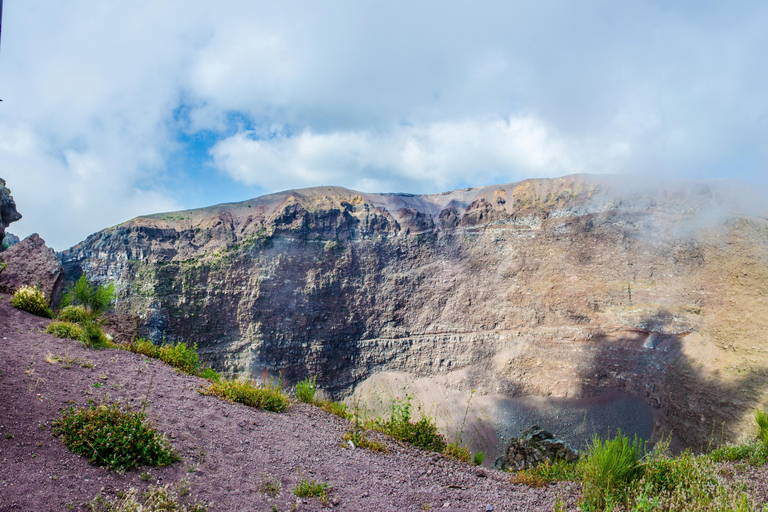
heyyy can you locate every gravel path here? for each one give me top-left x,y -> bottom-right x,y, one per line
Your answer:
0,299 -> 579,511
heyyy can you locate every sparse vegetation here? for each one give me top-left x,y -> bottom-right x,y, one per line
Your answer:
578,431 -> 645,509
317,399 -> 351,420
202,378 -> 290,413
46,320 -> 85,341
63,275 -> 115,319
444,442 -> 471,463
258,473 -> 281,496
342,429 -> 388,453
293,477 -> 329,502
473,451 -> 485,466
122,338 -> 216,378
89,482 -> 207,511
58,304 -> 89,324
368,396 -> 446,453
296,375 -> 317,404
11,286 -> 53,318
53,401 -> 179,471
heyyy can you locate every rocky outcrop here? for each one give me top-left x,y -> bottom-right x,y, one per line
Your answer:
0,234 -> 65,308
0,179 -> 22,251
495,426 -> 579,471
58,175 -> 768,450
2,232 -> 20,249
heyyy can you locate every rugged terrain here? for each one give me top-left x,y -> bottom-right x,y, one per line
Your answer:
0,298 -> 577,511
59,175 -> 768,452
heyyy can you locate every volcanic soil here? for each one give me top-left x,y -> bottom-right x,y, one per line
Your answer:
0,298 -> 579,511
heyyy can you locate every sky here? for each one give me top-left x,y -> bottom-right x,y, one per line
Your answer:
1,1 -> 767,250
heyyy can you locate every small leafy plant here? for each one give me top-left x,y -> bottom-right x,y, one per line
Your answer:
473,451 -> 486,466
296,376 -> 317,404
53,401 -> 179,471
258,473 -> 281,496
11,286 -> 53,318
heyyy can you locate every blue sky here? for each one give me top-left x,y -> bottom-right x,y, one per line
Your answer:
1,1 -> 767,250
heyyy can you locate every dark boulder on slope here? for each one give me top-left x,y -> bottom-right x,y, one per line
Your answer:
0,234 -> 65,308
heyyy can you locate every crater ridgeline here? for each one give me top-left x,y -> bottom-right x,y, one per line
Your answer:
59,174 -> 768,452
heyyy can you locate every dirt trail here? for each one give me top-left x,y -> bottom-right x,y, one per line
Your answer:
0,299 -> 577,511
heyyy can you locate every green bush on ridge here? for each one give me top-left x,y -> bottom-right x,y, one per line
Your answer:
11,286 -> 53,318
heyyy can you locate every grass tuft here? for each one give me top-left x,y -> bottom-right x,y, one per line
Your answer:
342,429 -> 388,453
202,378 -> 290,413
444,442 -> 471,463
57,305 -> 89,324
53,401 -> 179,471
317,399 -> 351,420
296,376 -> 317,404
578,431 -> 645,510
46,321 -> 85,341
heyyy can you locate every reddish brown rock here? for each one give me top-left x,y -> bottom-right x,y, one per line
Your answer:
0,233 -> 65,308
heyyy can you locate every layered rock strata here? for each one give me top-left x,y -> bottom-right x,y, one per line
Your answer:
59,175 -> 768,449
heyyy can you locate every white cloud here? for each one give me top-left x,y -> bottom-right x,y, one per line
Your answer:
210,116 -> 631,193
1,0 -> 767,249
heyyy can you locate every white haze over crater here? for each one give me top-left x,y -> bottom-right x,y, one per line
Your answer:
0,1 -> 767,249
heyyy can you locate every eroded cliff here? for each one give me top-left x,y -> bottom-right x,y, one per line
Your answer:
59,175 -> 768,450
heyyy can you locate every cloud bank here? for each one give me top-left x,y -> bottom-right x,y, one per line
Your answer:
1,1 -> 766,248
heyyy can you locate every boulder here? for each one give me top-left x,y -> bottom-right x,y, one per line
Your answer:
494,426 -> 579,471
0,234 -> 65,308
0,178 -> 22,249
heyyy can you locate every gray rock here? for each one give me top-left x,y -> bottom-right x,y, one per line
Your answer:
494,425 -> 579,471
2,232 -> 20,249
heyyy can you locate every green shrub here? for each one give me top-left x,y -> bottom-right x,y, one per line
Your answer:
90,482 -> 208,511
318,399 -> 351,420
57,304 -> 88,323
53,401 -> 179,471
444,442 -> 471,462
46,320 -> 85,340
125,338 -> 160,358
293,477 -> 329,499
63,275 -> 114,318
80,320 -> 113,349
369,397 -> 446,453
473,451 -> 486,466
578,431 -> 645,510
156,342 -> 202,375
203,378 -> 290,413
11,286 -> 53,318
296,376 -> 317,404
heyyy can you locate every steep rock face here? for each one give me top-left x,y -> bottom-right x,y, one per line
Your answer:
0,179 -> 22,250
1,234 -> 66,308
60,175 -> 768,449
